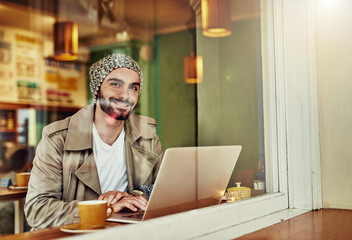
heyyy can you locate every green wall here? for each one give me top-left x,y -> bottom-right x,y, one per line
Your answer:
196,18 -> 264,186
156,18 -> 264,186
157,31 -> 197,149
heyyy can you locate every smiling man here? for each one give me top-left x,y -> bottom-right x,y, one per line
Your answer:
24,54 -> 164,229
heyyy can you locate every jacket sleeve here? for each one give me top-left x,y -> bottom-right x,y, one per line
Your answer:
24,131 -> 79,229
134,135 -> 164,199
152,134 -> 164,184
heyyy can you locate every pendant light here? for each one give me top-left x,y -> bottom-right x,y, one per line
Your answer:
53,21 -> 78,61
184,25 -> 203,84
183,4 -> 203,84
184,53 -> 203,84
201,0 -> 232,37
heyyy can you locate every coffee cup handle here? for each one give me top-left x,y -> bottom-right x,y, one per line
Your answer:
106,206 -> 114,219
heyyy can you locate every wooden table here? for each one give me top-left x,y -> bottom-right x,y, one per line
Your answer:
0,187 -> 27,233
1,222 -> 126,239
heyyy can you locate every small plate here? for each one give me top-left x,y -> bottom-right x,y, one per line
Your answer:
60,222 -> 118,234
8,185 -> 28,190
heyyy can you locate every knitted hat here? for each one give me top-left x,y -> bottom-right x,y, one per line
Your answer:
89,53 -> 143,100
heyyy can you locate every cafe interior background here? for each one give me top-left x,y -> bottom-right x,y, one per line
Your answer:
0,0 -> 351,237
0,0 -> 264,234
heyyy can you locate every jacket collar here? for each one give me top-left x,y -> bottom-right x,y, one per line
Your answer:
125,113 -> 156,143
64,104 -> 156,151
76,153 -> 101,195
64,104 -> 94,151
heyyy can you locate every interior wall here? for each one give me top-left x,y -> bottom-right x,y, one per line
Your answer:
156,18 -> 263,188
197,18 -> 263,186
316,0 -> 352,209
157,31 -> 197,148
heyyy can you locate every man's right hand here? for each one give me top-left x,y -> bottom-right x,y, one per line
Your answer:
97,191 -> 148,212
97,190 -> 129,206
111,195 -> 148,212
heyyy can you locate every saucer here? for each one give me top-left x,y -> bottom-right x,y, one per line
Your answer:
60,222 -> 118,233
8,185 -> 28,190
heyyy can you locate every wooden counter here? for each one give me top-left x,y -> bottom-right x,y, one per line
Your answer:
1,222 -> 126,240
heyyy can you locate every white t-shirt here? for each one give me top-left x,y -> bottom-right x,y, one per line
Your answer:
92,124 -> 128,194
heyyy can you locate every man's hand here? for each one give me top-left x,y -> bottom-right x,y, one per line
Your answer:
97,191 -> 148,212
97,191 -> 129,206
111,195 -> 148,212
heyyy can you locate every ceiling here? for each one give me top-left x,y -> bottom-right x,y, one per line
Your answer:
0,0 -> 260,47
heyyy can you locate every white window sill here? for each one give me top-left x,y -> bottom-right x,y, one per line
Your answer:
69,193 -> 296,240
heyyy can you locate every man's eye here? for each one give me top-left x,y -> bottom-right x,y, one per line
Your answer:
130,86 -> 139,91
111,82 -> 121,87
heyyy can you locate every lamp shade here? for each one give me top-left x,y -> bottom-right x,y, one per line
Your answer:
201,0 -> 232,37
184,55 -> 203,84
54,21 -> 78,61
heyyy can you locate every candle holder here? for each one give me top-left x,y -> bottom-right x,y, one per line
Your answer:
225,190 -> 241,202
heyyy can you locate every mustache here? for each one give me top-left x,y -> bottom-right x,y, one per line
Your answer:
109,98 -> 133,107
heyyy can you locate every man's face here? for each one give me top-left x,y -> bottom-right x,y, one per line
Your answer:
97,67 -> 140,120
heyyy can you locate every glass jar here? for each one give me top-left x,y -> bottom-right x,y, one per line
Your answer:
227,182 -> 251,200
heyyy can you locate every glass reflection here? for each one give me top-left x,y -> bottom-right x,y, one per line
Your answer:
0,0 -> 265,235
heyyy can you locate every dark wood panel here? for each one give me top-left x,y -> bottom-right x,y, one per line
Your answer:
0,0 -> 58,16
0,102 -> 80,113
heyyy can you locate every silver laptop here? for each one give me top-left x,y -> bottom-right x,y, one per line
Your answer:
107,145 -> 242,223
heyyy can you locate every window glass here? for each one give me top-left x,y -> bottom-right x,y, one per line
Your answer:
0,0 -> 273,235
194,1 -> 266,196
155,0 -> 267,198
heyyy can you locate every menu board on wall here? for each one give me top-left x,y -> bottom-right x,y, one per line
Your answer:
15,32 -> 43,102
0,26 -> 87,107
0,27 -> 16,100
44,58 -> 86,106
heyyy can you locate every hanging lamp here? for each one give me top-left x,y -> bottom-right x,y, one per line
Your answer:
201,0 -> 232,37
53,21 -> 78,61
184,53 -> 203,84
184,24 -> 203,84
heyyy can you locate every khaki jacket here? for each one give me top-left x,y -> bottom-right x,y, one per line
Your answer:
24,104 -> 163,229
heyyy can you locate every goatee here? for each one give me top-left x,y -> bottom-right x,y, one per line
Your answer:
98,94 -> 135,120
